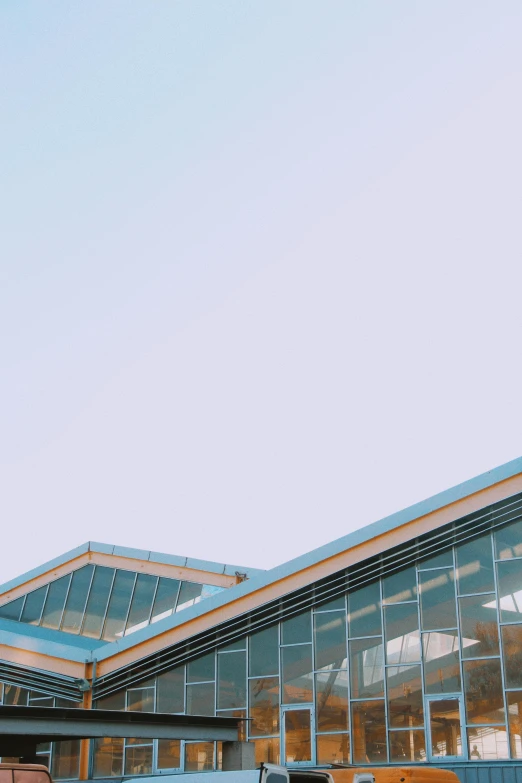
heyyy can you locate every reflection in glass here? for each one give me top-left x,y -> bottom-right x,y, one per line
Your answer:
0,595 -> 24,622
157,739 -> 181,769
82,567 -> 115,638
419,569 -> 457,631
349,582 -> 382,638
496,560 -> 522,622
315,594 -> 346,611
284,709 -> 311,763
150,577 -> 180,624
389,730 -> 426,762
282,645 -> 313,704
61,565 -> 94,633
157,667 -> 185,713
429,698 -> 463,757
92,738 -> 123,778
127,687 -> 155,712
315,670 -> 348,732
507,691 -> 522,758
467,726 -> 509,760
177,582 -> 203,612
217,650 -> 247,709
216,709 -> 247,741
21,586 -> 47,625
463,659 -> 505,724
249,626 -> 279,677
51,740 -> 81,781
351,700 -> 387,763
314,612 -> 347,670
282,612 -> 312,645
185,742 -> 214,771
185,682 -> 215,715
96,690 -> 125,711
249,677 -> 279,736
456,537 -> 494,595
384,603 -> 421,664
423,631 -> 461,694
383,567 -> 417,604
125,574 -> 157,635
102,570 -> 136,641
502,625 -> 522,688
124,742 -> 153,775
459,595 -> 499,658
252,738 -> 280,765
316,733 -> 349,765
387,665 -> 423,727
40,575 -> 71,630
350,638 -> 384,698
4,684 -> 29,705
495,518 -> 522,560
187,652 -> 215,683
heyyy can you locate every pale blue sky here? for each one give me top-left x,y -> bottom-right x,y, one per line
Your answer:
1,1 -> 522,581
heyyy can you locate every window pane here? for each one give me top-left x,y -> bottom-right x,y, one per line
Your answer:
21,586 -> 47,625
384,603 -> 421,664
157,667 -> 185,713
429,698 -> 463,757
497,560 -> 522,622
389,730 -> 426,762
315,594 -> 346,611
348,582 -> 382,638
249,626 -> 279,676
61,565 -> 94,633
419,569 -> 457,630
284,709 -> 311,763
249,677 -> 279,736
40,575 -> 71,630
218,638 -> 246,652
456,537 -> 494,595
350,638 -> 384,698
127,687 -> 155,712
92,737 -> 123,778
282,612 -> 312,645
4,684 -> 29,705
467,726 -> 509,760
186,682 -> 215,715
282,644 -> 313,704
351,700 -> 387,763
420,550 -> 453,569
217,650 -> 246,709
502,625 -> 522,688
463,658 -> 504,724
314,612 -> 347,671
315,670 -> 348,732
82,566 -> 115,638
383,567 -> 417,604
187,652 -> 215,683
51,740 -> 80,780
459,594 -> 499,658
176,581 -> 203,612
0,595 -> 25,622
124,743 -> 153,776
150,577 -> 180,623
102,570 -> 136,641
157,739 -> 181,769
423,630 -> 461,694
185,742 -> 214,771
316,733 -> 349,765
495,518 -> 522,560
125,574 -> 157,635
96,690 -> 125,711
507,691 -> 522,758
387,665 -> 423,727
253,738 -> 280,765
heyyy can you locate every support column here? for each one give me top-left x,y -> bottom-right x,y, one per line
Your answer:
222,741 -> 256,771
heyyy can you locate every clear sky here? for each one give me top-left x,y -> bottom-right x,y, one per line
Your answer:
1,1 -> 522,583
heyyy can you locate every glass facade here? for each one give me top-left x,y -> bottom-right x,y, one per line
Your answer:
87,514 -> 522,773
0,565 -> 224,642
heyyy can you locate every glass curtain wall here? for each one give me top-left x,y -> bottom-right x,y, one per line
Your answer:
91,514 -> 522,774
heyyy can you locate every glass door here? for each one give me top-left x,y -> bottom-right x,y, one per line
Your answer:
281,705 -> 314,765
426,695 -> 466,761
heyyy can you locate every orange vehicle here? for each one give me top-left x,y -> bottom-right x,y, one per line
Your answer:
326,767 -> 460,783
0,765 -> 52,783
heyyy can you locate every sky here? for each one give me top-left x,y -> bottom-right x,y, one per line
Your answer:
1,1 -> 522,584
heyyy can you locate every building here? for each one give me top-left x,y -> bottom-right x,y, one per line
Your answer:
1,457 -> 522,780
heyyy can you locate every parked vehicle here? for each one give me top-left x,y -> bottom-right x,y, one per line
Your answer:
0,765 -> 52,783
